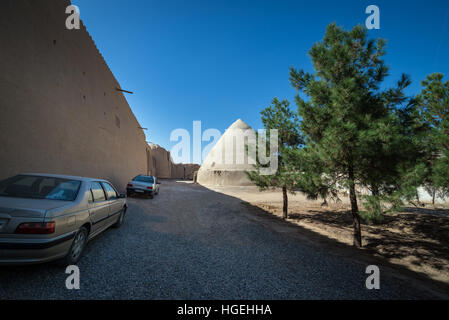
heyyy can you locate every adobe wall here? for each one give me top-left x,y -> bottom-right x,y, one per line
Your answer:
170,163 -> 200,180
171,164 -> 185,179
0,0 -> 148,192
148,143 -> 199,180
183,164 -> 200,180
146,147 -> 157,177
149,144 -> 172,179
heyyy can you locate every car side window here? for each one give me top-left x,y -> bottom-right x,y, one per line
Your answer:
102,182 -> 118,200
90,182 -> 106,202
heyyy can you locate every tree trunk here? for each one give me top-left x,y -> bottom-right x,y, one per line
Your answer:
321,198 -> 328,207
432,189 -> 436,206
348,166 -> 362,247
282,186 -> 288,220
372,185 -> 379,197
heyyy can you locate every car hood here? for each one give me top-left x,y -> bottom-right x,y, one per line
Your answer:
0,196 -> 70,218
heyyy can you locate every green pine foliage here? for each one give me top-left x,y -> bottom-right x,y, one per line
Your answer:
289,23 -> 414,246
249,23 -> 448,248
246,98 -> 302,219
416,73 -> 449,196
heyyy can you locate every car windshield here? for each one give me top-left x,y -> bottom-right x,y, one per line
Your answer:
0,175 -> 81,201
133,176 -> 154,183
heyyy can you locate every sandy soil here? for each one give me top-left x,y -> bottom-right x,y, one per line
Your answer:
206,185 -> 449,286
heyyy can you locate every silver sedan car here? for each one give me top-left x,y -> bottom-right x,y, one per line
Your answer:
0,173 -> 127,265
126,175 -> 160,198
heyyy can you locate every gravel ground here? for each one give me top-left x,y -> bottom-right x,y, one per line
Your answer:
0,180 -> 440,299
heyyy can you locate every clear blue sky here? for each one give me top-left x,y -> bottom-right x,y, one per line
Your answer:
74,0 -> 449,163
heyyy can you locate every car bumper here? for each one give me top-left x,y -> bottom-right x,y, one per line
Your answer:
127,187 -> 153,196
0,231 -> 75,265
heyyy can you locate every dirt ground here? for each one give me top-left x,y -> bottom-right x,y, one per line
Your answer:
207,185 -> 449,286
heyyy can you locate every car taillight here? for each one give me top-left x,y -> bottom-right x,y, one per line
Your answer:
15,222 -> 55,234
147,186 -> 153,189
127,183 -> 133,187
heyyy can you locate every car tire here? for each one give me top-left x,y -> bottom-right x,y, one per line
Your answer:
60,226 -> 88,266
113,207 -> 126,228
148,194 -> 154,199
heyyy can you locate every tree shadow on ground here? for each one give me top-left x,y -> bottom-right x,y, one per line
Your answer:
363,210 -> 449,272
251,201 -> 449,293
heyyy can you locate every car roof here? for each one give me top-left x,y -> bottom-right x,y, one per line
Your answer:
20,173 -> 110,183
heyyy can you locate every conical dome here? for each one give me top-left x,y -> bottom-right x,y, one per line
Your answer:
197,119 -> 256,186
228,118 -> 251,130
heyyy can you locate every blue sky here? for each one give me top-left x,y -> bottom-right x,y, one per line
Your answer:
74,0 -> 449,163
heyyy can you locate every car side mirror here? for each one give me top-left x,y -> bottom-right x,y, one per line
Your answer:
119,193 -> 126,198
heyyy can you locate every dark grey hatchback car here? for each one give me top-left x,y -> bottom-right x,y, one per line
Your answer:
0,174 -> 127,265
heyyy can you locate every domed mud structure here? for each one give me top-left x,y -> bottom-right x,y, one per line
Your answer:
197,119 -> 257,186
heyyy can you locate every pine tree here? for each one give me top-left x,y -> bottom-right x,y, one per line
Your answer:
289,24 -> 412,247
246,98 -> 302,219
416,73 -> 449,195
